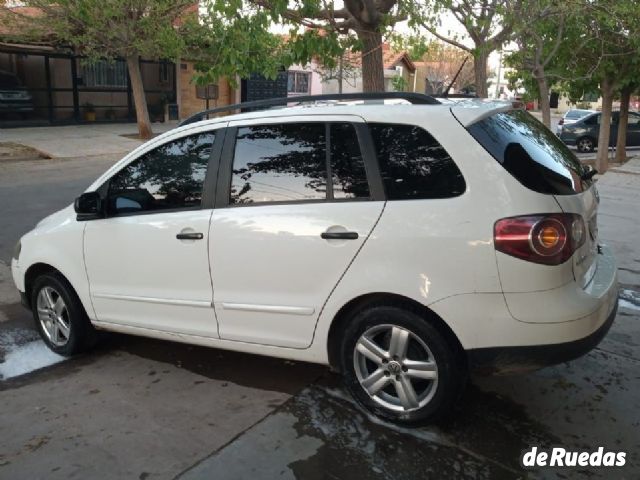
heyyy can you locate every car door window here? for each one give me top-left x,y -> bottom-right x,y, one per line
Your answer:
229,122 -> 372,205
369,123 -> 465,200
107,132 -> 214,215
584,115 -> 598,126
330,123 -> 370,199
628,113 -> 640,125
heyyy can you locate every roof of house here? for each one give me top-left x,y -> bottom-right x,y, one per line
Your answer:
0,6 -> 45,37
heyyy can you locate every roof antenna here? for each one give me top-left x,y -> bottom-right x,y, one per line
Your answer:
442,56 -> 470,98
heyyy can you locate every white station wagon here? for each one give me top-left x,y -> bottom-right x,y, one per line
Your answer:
11,93 -> 618,424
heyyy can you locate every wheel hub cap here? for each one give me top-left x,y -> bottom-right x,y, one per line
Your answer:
36,286 -> 70,347
353,324 -> 439,413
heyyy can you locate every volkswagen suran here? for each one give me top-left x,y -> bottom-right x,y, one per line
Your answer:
12,93 -> 618,424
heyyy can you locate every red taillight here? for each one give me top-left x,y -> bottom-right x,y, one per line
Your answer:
494,214 -> 585,265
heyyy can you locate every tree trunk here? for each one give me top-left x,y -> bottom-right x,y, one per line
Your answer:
596,78 -> 615,173
535,73 -> 551,128
474,50 -> 489,98
615,85 -> 632,164
126,55 -> 153,140
358,29 -> 384,92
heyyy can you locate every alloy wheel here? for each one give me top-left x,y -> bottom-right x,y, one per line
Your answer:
36,286 -> 71,347
353,324 -> 439,412
577,138 -> 594,152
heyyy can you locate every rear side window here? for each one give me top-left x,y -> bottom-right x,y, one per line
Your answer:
330,123 -> 370,199
467,109 -> 589,195
229,122 -> 370,205
369,123 -> 465,200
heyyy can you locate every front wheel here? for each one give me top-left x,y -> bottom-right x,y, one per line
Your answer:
340,306 -> 465,425
576,136 -> 596,153
31,273 -> 97,356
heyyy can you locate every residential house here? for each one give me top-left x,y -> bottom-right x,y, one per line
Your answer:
321,44 -> 416,94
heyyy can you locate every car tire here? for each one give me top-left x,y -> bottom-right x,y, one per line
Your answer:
339,305 -> 465,425
31,273 -> 98,356
576,136 -> 595,153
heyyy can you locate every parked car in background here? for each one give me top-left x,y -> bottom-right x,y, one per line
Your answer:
560,111 -> 640,152
0,70 -> 33,117
12,93 -> 618,425
556,109 -> 595,136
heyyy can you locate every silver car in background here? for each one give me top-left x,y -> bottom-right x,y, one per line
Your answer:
556,109 -> 595,136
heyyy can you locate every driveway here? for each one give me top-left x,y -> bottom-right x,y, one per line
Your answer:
0,134 -> 638,479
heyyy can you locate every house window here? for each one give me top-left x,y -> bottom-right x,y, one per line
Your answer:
159,63 -> 171,84
82,60 -> 127,88
287,71 -> 310,94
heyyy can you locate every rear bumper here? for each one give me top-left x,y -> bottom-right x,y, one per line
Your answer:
468,297 -> 618,374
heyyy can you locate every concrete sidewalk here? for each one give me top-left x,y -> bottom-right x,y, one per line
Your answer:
0,122 -> 178,158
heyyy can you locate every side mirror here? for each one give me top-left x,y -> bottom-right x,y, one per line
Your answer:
74,192 -> 103,221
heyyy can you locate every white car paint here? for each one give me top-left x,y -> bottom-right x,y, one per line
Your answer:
12,100 -> 618,368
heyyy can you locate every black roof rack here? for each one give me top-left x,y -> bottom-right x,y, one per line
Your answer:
179,92 -> 441,126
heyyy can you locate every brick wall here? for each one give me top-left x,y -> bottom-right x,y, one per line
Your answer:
177,61 -> 237,119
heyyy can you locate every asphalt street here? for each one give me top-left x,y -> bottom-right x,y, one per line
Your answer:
0,151 -> 639,479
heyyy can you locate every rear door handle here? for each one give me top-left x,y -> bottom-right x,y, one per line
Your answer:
321,231 -> 359,240
176,232 -> 204,240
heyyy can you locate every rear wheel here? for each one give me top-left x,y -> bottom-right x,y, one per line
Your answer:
340,305 -> 465,425
31,273 -> 97,356
576,136 -> 595,153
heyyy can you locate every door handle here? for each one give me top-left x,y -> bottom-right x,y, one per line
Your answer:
321,231 -> 359,240
176,232 -> 204,240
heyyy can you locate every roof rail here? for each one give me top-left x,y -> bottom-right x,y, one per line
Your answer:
433,93 -> 479,99
179,92 -> 441,126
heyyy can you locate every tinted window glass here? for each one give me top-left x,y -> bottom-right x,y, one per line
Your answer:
108,132 -> 214,214
467,109 -> 589,195
369,123 -> 465,200
230,123 -> 326,204
583,114 -> 598,126
566,110 -> 589,120
0,72 -> 21,89
330,123 -> 370,199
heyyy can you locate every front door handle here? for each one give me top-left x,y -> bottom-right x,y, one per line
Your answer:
176,232 -> 204,240
321,231 -> 359,240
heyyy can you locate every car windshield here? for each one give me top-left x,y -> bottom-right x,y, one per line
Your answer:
0,72 -> 22,89
467,109 -> 590,195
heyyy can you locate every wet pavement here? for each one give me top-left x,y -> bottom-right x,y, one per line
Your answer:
0,155 -> 639,479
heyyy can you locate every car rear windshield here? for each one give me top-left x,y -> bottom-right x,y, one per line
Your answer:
566,110 -> 589,119
466,109 -> 590,195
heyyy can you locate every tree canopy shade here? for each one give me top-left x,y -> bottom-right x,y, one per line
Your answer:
505,0 -> 570,127
408,0 -> 520,98
238,0 -> 412,92
547,0 -> 640,171
2,0 -> 196,139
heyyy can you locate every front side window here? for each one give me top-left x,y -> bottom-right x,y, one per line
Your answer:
108,132 -> 214,214
467,109 -> 589,195
230,123 -> 326,204
369,123 -> 465,200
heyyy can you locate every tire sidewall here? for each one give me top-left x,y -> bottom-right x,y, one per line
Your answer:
31,273 -> 88,356
340,306 -> 463,425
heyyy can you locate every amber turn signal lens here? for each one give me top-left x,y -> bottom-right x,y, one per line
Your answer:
538,226 -> 560,248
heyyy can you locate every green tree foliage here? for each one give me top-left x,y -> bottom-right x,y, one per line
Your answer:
237,0 -> 414,92
409,0 -> 520,98
4,0 -> 194,139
